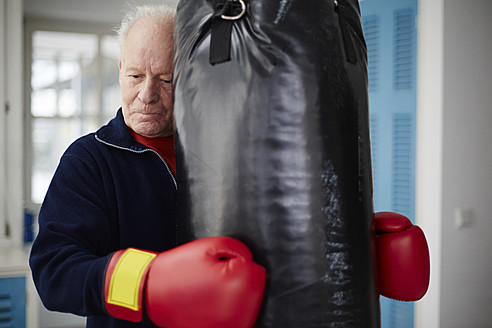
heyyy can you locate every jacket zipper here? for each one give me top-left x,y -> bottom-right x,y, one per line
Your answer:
95,135 -> 177,190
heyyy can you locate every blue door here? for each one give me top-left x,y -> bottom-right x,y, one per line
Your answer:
0,276 -> 26,328
359,0 -> 418,327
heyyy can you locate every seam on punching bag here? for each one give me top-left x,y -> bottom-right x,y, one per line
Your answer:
335,4 -> 358,64
188,17 -> 213,61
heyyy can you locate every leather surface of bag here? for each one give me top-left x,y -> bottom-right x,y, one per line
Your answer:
174,0 -> 379,326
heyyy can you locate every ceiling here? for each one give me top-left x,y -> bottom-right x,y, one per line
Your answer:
23,0 -> 180,25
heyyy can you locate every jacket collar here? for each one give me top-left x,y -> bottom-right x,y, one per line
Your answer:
95,108 -> 139,150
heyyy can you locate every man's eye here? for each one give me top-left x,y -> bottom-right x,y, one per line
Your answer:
161,79 -> 172,84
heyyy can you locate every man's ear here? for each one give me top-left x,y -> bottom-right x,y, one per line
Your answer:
119,60 -> 122,70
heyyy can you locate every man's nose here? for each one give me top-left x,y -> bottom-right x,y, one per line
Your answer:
138,79 -> 159,104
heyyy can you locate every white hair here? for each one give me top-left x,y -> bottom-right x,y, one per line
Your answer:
114,4 -> 176,54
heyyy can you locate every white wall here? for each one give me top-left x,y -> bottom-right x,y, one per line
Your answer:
0,0 -> 24,247
441,0 -> 492,326
416,0 -> 492,327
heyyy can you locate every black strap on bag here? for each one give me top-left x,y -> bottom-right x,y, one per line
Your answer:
209,0 -> 247,65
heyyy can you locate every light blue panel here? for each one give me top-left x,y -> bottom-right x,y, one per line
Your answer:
0,276 -> 26,328
360,0 -> 418,327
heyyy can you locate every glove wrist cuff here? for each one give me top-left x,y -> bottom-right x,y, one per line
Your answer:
104,248 -> 157,322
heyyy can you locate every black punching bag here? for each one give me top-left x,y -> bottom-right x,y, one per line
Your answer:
173,0 -> 379,327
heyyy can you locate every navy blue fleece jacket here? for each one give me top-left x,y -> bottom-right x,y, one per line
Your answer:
29,109 -> 177,328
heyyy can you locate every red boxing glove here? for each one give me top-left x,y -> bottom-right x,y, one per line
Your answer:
104,236 -> 266,328
374,212 -> 430,301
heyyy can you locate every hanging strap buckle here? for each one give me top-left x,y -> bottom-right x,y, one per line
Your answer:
220,0 -> 247,20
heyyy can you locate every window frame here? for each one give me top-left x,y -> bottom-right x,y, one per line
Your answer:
1,0 -> 23,246
24,17 -> 120,223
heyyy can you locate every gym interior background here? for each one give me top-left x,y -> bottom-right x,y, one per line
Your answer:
0,0 -> 491,327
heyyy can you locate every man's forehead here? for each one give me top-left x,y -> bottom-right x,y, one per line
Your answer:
122,26 -> 173,62
123,63 -> 173,74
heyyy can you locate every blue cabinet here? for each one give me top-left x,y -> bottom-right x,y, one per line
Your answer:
0,277 -> 26,328
360,0 -> 418,327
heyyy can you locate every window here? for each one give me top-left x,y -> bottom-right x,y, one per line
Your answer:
26,25 -> 121,213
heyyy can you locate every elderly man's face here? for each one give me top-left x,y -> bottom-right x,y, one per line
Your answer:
119,18 -> 174,137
